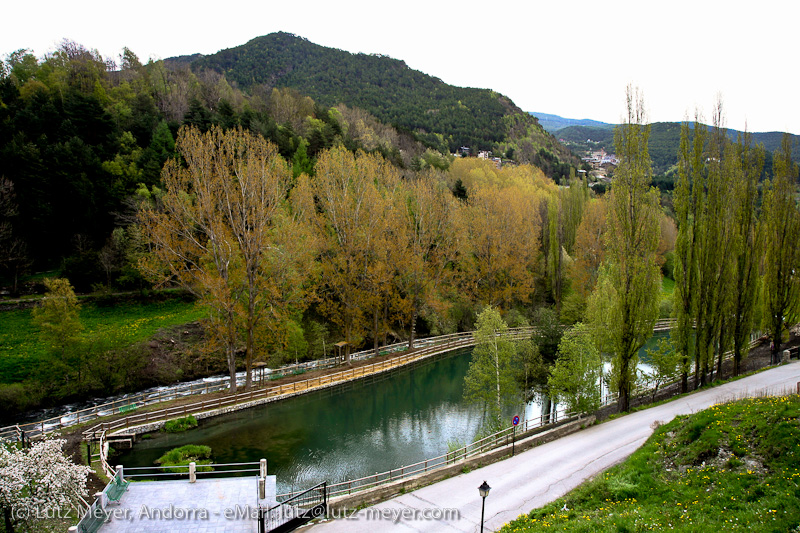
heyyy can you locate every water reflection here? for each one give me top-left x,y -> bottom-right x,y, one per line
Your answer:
116,334 -> 669,493
116,349 -> 504,493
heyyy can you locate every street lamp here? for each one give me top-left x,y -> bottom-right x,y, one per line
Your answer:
478,480 -> 491,533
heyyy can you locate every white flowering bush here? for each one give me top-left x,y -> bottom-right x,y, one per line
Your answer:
0,438 -> 92,532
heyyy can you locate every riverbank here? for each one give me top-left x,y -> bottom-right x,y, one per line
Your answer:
306,359 -> 800,532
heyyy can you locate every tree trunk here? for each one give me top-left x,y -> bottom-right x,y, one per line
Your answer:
409,300 -> 418,350
4,507 -> 13,533
680,365 -> 688,393
542,396 -> 552,424
373,307 -> 380,357
618,354 -> 630,413
772,317 -> 783,365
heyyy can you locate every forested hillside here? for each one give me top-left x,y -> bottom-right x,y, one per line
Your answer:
0,41 -> 451,285
0,36 -> 586,289
188,32 -> 579,169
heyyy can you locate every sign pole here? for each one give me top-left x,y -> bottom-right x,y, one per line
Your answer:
511,415 -> 520,456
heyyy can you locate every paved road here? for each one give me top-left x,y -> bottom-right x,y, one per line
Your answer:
308,361 -> 800,532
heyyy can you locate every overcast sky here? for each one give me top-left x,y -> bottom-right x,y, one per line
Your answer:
3,0 -> 797,134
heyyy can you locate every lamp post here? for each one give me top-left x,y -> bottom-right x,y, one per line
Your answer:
478,480 -> 491,533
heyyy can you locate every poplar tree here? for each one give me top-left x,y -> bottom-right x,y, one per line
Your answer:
694,106 -> 736,385
729,132 -> 764,374
304,146 -> 396,361
592,87 -> 661,412
139,126 -> 308,391
671,119 -> 704,391
763,134 -> 800,362
393,175 -> 460,349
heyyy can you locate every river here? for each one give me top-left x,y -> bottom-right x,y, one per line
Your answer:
114,334 -> 668,494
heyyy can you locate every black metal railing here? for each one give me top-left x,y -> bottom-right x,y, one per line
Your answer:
259,482 -> 327,533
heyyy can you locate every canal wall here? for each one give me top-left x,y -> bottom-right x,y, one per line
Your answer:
102,344 -> 481,439
326,415 -> 596,512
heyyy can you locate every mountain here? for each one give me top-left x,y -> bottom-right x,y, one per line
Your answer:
184,32 -> 579,173
529,112 -> 614,133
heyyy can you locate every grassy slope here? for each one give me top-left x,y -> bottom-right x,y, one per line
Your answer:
501,396 -> 800,532
0,299 -> 204,383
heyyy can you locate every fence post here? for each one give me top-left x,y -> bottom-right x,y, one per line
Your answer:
95,491 -> 106,512
260,458 -> 267,478
189,462 -> 196,483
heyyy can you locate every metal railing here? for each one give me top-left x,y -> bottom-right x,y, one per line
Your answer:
271,332 -> 768,503
260,482 -> 327,533
1,329 -> 536,442
79,328 -> 535,440
276,405 -> 574,502
1,322 -> 685,443
121,461 -> 261,480
73,496 -> 108,533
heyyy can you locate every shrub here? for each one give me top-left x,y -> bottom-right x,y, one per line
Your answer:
163,415 -> 198,433
156,444 -> 213,473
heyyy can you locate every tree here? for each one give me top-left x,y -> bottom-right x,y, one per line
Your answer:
728,132 -> 764,375
462,185 -> 542,308
32,278 -> 85,390
463,306 -> 519,427
300,146 -> 397,361
548,323 -> 602,415
591,87 -> 661,412
393,175 -> 461,349
0,438 -> 92,533
567,198 -> 608,299
672,118 -> 705,392
0,177 -> 30,295
642,336 -> 680,402
694,104 -> 736,385
762,133 -> 800,363
139,126 -> 309,391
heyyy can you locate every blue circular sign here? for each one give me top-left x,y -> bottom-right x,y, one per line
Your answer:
512,415 -> 520,426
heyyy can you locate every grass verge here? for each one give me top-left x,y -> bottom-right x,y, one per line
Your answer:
500,395 -> 800,532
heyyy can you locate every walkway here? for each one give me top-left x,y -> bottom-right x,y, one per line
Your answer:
308,360 -> 800,532
98,476 -> 273,533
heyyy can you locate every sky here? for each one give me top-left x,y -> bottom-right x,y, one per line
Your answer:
3,0 -> 798,134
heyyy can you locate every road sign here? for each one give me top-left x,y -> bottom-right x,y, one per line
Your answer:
512,415 -> 520,426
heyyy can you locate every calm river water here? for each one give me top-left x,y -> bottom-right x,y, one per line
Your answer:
116,334 -> 668,494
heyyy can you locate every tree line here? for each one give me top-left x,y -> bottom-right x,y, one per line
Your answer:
463,88 -> 799,424
0,41 -> 448,293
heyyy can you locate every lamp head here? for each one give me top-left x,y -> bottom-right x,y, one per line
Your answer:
478,480 -> 491,499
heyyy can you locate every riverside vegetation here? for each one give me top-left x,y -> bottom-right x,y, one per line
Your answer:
1,33 -> 799,533
501,395 -> 800,532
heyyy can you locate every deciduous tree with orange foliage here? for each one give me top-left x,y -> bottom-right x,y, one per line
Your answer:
139,126 -> 313,391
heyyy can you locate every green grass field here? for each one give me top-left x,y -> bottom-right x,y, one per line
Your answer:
0,298 -> 205,383
662,276 -> 675,296
501,395 -> 800,532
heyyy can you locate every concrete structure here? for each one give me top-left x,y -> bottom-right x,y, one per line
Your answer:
97,476 -> 274,533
